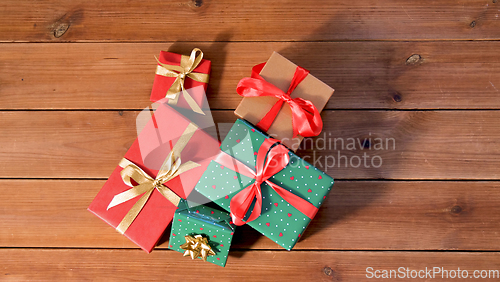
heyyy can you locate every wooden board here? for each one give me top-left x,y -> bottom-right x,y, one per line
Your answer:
0,0 -> 499,42
1,42 -> 500,110
2,180 -> 500,251
2,0 -> 499,279
1,110 -> 499,180
2,249 -> 500,281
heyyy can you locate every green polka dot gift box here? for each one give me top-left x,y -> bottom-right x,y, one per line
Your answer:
168,200 -> 235,267
195,119 -> 334,250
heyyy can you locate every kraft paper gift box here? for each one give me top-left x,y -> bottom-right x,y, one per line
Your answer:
234,52 -> 334,151
168,200 -> 235,267
150,48 -> 211,115
88,103 -> 220,253
195,119 -> 334,250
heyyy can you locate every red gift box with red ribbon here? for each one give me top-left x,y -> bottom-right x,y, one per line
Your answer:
234,52 -> 334,151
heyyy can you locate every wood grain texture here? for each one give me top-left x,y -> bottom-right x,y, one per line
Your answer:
2,249 -> 500,281
0,0 -> 499,42
2,0 -> 499,278
1,42 -> 500,110
1,110 -> 499,179
2,180 -> 500,251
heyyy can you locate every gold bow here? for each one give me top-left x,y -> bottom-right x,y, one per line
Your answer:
180,235 -> 216,261
107,122 -> 201,234
155,48 -> 209,115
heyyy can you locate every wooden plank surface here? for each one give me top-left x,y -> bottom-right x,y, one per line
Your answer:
2,0 -> 499,279
2,180 -> 500,251
1,110 -> 499,180
1,42 -> 500,110
2,249 -> 500,281
0,0 -> 499,42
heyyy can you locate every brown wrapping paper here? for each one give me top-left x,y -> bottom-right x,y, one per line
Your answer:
234,52 -> 334,151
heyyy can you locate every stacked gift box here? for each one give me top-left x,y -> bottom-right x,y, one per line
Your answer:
88,48 -> 334,266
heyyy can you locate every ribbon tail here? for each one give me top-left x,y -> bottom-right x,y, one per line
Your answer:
229,184 -> 262,226
115,189 -> 154,234
289,99 -> 323,138
165,77 -> 183,105
181,86 -> 205,115
229,185 -> 255,225
241,184 -> 263,224
107,182 -> 153,210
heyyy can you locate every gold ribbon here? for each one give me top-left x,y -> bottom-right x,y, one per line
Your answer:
107,122 -> 201,234
180,235 -> 216,261
155,48 -> 209,115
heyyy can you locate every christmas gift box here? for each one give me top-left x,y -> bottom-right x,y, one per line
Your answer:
195,119 -> 334,250
140,91 -> 218,141
168,200 -> 235,267
234,52 -> 334,151
88,103 -> 220,253
150,48 -> 211,115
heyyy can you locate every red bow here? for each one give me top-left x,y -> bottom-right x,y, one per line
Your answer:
236,63 -> 323,138
214,138 -> 318,226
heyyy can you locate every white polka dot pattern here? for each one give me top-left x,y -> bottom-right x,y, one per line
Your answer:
194,119 -> 334,250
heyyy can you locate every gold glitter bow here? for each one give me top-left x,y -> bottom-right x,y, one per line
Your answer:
180,235 -> 216,261
107,123 -> 201,234
155,48 -> 209,115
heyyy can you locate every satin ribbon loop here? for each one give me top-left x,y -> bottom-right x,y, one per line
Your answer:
107,122 -> 201,234
215,138 -> 318,226
155,48 -> 209,115
236,64 -> 323,137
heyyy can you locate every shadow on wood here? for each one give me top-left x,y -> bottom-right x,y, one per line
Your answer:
272,16 -> 433,242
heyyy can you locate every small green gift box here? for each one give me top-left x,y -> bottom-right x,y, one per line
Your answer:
168,200 -> 235,267
195,119 -> 334,250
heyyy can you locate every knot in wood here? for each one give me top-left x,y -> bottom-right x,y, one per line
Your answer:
53,22 -> 70,38
451,205 -> 462,214
406,54 -> 421,65
393,93 -> 402,103
323,267 -> 333,276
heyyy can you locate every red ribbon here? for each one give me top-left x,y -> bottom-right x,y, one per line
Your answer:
214,138 -> 318,226
236,63 -> 323,138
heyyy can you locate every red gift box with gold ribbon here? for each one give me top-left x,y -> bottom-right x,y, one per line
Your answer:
150,48 -> 211,115
88,103 -> 220,252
